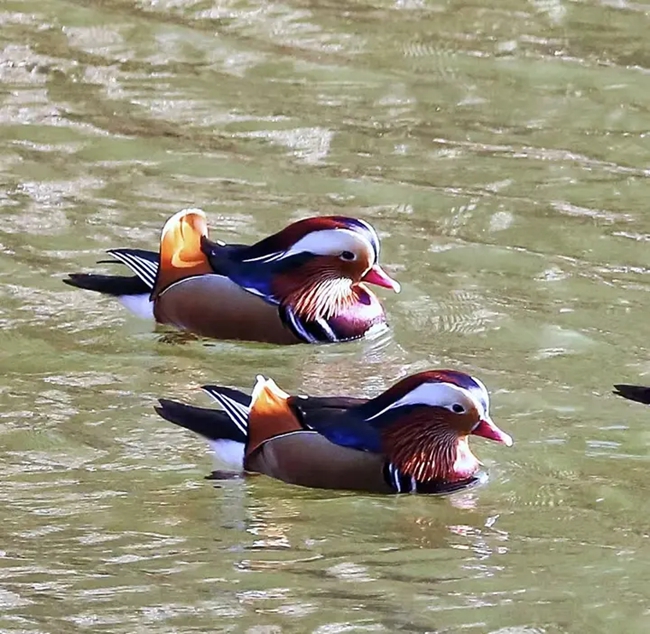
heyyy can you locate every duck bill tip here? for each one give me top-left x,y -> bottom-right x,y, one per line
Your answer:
362,264 -> 401,293
472,418 -> 513,447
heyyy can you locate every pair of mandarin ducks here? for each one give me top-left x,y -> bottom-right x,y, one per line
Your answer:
66,209 -> 517,494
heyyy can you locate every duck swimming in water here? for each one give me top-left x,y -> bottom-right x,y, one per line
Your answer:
64,209 -> 400,344
155,369 -> 513,494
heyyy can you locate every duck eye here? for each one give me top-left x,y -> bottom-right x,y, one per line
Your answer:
452,403 -> 465,414
340,250 -> 356,261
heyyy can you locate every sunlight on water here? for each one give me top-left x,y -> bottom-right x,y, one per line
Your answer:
1,0 -> 650,632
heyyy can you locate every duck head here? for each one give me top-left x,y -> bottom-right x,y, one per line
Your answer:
359,369 -> 513,482
211,216 -> 399,322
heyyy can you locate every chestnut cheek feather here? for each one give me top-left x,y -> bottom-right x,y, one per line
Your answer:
381,413 -> 475,482
446,407 -> 481,436
273,258 -> 360,321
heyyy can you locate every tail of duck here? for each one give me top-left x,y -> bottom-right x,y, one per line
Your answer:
155,385 -> 252,471
63,248 -> 160,319
63,208 -> 213,319
63,272 -> 149,296
154,400 -> 244,442
613,384 -> 650,405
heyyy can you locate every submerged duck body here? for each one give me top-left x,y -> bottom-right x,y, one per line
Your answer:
155,370 -> 513,494
64,209 -> 400,344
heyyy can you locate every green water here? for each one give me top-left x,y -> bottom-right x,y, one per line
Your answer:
1,0 -> 650,631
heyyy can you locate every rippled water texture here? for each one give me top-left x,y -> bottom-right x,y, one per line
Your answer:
1,0 -> 650,632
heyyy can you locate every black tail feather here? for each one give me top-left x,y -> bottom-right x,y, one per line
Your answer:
63,273 -> 149,296
155,399 -> 247,443
613,384 -> 650,406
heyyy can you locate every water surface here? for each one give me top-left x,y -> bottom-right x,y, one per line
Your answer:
1,0 -> 650,632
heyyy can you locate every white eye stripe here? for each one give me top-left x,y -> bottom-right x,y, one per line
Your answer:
280,229 -> 375,261
365,382 -> 486,421
240,228 -> 377,265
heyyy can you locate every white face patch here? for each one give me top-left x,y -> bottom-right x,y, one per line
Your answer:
365,382 -> 487,421
281,229 -> 375,263
470,375 -> 490,414
353,218 -> 381,257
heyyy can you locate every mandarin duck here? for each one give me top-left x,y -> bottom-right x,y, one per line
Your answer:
613,384 -> 650,405
155,370 -> 513,494
64,209 -> 400,344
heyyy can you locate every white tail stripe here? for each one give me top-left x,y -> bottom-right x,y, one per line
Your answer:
109,252 -> 158,289
203,388 -> 249,436
210,395 -> 248,436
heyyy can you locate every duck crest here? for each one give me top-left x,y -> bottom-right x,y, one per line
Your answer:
357,370 -> 489,422
240,216 -> 380,263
